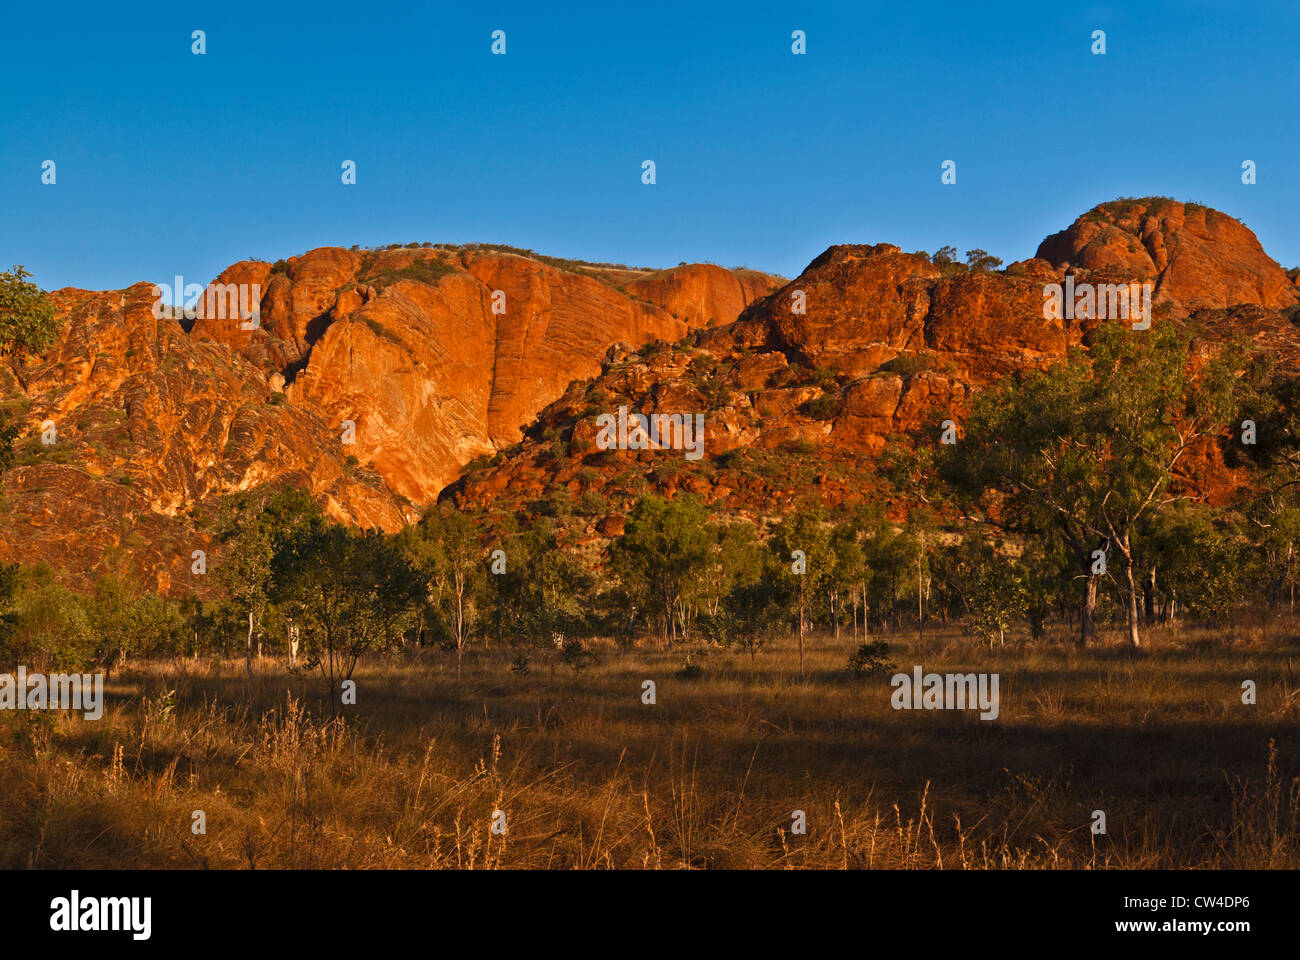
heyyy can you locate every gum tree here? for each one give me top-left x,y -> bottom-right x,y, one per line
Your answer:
936,322 -> 1243,648
610,495 -> 710,648
770,506 -> 832,677
406,504 -> 486,679
1226,360 -> 1300,612
214,487 -> 325,676
271,524 -> 421,701
700,570 -> 790,662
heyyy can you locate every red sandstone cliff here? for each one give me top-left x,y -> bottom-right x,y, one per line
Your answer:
0,246 -> 780,589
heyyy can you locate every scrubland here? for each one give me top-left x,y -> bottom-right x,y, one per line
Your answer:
2,622 -> 1297,870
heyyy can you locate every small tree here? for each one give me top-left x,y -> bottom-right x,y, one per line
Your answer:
901,511 -> 938,642
700,572 -> 789,662
408,505 -> 486,678
965,550 -> 1028,647
1149,508 -> 1252,632
0,266 -> 59,355
771,506 -> 832,678
829,521 -> 866,640
861,519 -> 910,634
215,487 -> 324,677
2,567 -> 94,671
1227,363 -> 1300,613
693,519 -> 764,621
491,517 -> 593,650
85,573 -> 183,668
272,524 -> 421,702
965,249 -> 1003,273
932,246 -> 958,267
610,495 -> 711,647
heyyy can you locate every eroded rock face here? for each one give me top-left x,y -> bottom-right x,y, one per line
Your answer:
1036,199 -> 1298,316
745,245 -> 938,376
446,203 -> 1300,526
286,251 -> 781,501
626,264 -> 781,330
188,248 -> 780,502
0,248 -> 780,588
0,282 -> 407,592
447,246 -> 1066,519
739,244 -> 1086,381
292,270 -> 499,502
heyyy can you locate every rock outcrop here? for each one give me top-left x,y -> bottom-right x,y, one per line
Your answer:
1036,198 -> 1298,316
446,201 -> 1300,529
0,247 -> 779,588
0,282 -> 405,592
189,247 -> 780,500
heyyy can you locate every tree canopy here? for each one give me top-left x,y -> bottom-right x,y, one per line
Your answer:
0,266 -> 59,355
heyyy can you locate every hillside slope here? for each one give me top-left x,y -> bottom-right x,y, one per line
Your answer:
0,246 -> 779,590
444,201 -> 1300,537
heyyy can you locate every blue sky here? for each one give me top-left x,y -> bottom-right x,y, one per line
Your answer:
2,0 -> 1297,291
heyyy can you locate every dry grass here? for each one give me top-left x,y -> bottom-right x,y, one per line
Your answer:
2,622 -> 1298,869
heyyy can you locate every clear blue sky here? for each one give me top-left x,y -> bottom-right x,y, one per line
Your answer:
2,0 -> 1297,292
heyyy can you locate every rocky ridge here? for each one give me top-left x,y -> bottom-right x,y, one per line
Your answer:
0,246 -> 779,590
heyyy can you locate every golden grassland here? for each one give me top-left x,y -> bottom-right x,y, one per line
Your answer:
2,622 -> 1298,869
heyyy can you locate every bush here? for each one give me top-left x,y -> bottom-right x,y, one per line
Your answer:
0,266 -> 59,354
879,352 -> 932,378
650,458 -> 686,482
675,654 -> 704,680
558,638 -> 598,675
847,641 -> 896,679
806,393 -> 841,420
536,487 -> 573,517
3,577 -> 96,670
361,259 -> 455,290
809,366 -> 838,390
578,489 -> 606,516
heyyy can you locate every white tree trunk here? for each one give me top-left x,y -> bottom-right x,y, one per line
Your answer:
245,608 -> 254,679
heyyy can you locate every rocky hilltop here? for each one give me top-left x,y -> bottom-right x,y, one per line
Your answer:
0,246 -> 779,590
192,247 -> 780,502
445,200 -> 1300,535
1036,198 -> 1298,316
